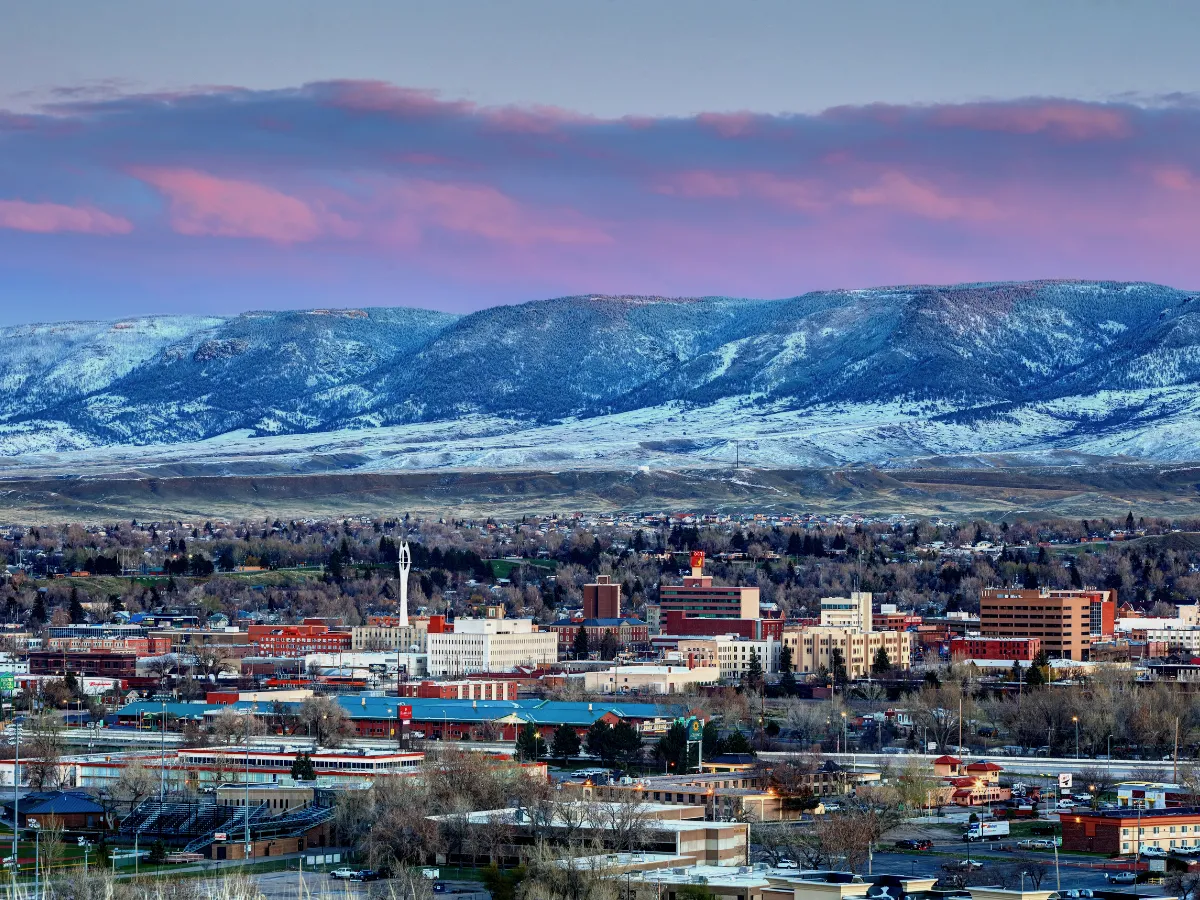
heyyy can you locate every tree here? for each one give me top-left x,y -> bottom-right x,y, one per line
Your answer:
550,724 -> 581,764
573,627 -> 589,659
829,648 -> 849,687
211,707 -> 265,746
724,731 -> 754,755
779,646 -> 797,695
291,752 -> 316,781
743,650 -> 765,690
610,721 -> 643,770
298,695 -> 353,747
872,647 -> 891,676
599,629 -> 619,661
654,722 -> 690,773
585,721 -> 618,766
23,712 -> 64,790
113,759 -> 157,816
517,723 -> 545,762
68,587 -> 85,624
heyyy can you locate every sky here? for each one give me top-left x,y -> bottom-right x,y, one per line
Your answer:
3,0 -> 1200,324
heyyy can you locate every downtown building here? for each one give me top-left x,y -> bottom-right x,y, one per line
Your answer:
979,587 -> 1116,660
656,554 -> 759,631
426,617 -> 558,676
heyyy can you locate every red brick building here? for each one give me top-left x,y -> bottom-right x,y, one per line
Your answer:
247,624 -> 352,657
950,637 -> 1042,661
1061,808 -> 1200,855
662,610 -> 784,641
584,576 -> 622,619
398,679 -> 520,700
548,618 -> 649,650
29,649 -> 138,678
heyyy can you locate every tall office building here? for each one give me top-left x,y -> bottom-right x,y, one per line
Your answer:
980,588 -> 1116,660
584,575 -> 622,619
657,552 -> 759,631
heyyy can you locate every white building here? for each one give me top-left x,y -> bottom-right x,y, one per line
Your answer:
427,618 -> 557,676
820,592 -> 873,631
302,650 -> 428,679
572,664 -> 720,694
713,635 -> 780,680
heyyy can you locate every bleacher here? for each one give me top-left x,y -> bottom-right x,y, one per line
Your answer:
119,793 -> 334,855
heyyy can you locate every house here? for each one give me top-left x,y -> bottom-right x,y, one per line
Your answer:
1,791 -> 106,830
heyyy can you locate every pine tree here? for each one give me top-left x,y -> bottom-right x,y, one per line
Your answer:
68,586 -> 85,624
550,724 -> 581,763
516,723 -> 545,761
290,752 -> 316,781
830,647 -> 849,686
573,627 -> 590,659
743,650 -> 764,690
871,647 -> 891,676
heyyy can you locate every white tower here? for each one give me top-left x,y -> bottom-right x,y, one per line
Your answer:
398,540 -> 411,627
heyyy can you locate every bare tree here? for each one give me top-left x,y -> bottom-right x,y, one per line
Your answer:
211,708 -> 265,746
113,759 -> 158,817
298,695 -> 354,747
24,712 -> 64,790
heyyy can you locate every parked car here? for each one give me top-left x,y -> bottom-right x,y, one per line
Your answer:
330,869 -> 356,880
1107,872 -> 1138,884
894,840 -> 932,851
351,870 -> 381,882
1141,846 -> 1169,858
1018,839 -> 1056,850
776,859 -> 799,870
1056,799 -> 1076,809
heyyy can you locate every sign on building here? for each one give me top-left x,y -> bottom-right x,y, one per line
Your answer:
1059,773 -> 1073,790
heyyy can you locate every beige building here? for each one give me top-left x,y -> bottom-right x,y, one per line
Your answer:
572,664 -> 720,694
216,783 -> 314,814
820,592 -> 873,630
783,626 -> 912,678
427,618 -> 557,676
351,622 -> 429,651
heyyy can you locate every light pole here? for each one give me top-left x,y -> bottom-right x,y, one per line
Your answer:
29,818 -> 39,900
841,712 -> 847,757
160,699 -> 167,802
11,721 -> 19,895
1073,716 -> 1079,759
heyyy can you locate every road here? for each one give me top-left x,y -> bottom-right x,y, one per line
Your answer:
253,870 -> 485,900
759,751 -> 1180,780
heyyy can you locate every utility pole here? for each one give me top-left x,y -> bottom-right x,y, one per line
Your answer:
957,695 -> 963,754
11,723 -> 18,894
1174,718 -> 1180,783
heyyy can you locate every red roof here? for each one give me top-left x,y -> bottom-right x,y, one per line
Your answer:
966,761 -> 1003,771
933,755 -> 962,765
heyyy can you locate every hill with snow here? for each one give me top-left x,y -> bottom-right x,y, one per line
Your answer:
5,281 -> 1200,472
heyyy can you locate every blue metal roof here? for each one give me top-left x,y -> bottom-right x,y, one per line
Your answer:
26,792 -> 104,816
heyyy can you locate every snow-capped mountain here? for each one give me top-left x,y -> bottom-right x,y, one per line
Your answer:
6,280 -> 1200,471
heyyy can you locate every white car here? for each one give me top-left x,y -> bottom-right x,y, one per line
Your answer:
776,859 -> 799,870
330,868 -> 357,880
1140,847 -> 1169,858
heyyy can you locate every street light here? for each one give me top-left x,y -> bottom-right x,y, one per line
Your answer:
1072,716 -> 1079,759
28,817 -> 39,900
840,712 -> 847,756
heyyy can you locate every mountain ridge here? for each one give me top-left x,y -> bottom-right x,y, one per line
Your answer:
5,280 -> 1200,471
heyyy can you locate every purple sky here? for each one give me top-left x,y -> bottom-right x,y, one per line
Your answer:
2,3 -> 1200,323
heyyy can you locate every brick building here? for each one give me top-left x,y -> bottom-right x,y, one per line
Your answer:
657,553 -> 759,630
29,649 -> 138,678
398,679 -> 519,700
662,610 -> 784,641
950,637 -> 1041,662
247,624 -> 352,657
1061,807 -> 1200,855
980,588 -> 1116,660
583,575 -> 621,619
547,617 -> 649,650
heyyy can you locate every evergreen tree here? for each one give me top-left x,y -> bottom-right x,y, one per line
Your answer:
586,720 -> 618,765
516,723 -> 545,761
290,752 -> 316,781
550,724 -> 581,764
871,647 -> 891,676
743,650 -> 764,690
327,548 -> 343,582
573,627 -> 590,659
611,721 -> 643,769
701,720 -> 725,759
600,629 -> 619,661
68,586 -> 85,624
723,731 -> 754,755
655,722 -> 690,773
829,647 -> 849,687
1126,511 -> 1136,533
31,593 -> 46,625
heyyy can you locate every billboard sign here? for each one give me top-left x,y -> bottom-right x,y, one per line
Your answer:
399,704 -> 412,723
1059,773 -> 1073,790
689,551 -> 705,571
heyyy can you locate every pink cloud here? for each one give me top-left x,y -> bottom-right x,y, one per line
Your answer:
932,102 -> 1131,140
0,199 -> 132,235
381,179 -> 610,246
1152,165 -> 1199,192
848,172 -> 998,221
133,168 -> 344,243
655,171 -> 824,211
